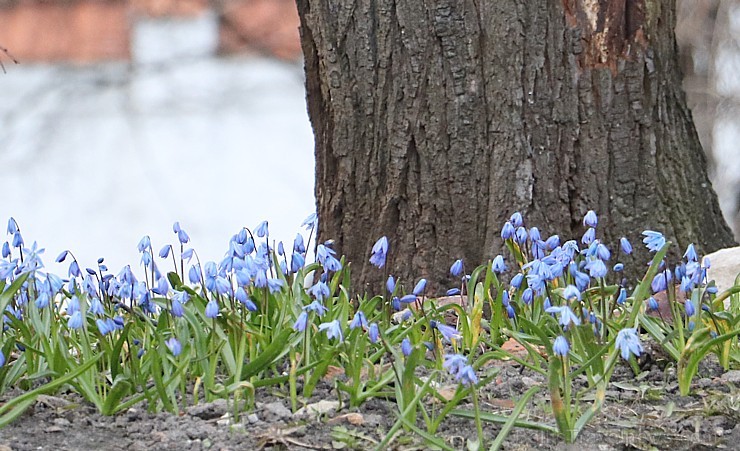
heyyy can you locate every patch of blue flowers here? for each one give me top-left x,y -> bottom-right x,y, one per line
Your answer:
0,209 -> 737,447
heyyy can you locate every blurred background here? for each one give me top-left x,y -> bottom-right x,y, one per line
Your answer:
0,0 -> 738,277
0,0 -> 315,275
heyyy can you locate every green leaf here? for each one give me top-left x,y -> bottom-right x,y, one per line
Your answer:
0,354 -> 102,426
241,328 -> 293,379
489,386 -> 540,451
101,377 -> 133,416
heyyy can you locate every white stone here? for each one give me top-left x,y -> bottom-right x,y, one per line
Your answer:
705,246 -> 740,294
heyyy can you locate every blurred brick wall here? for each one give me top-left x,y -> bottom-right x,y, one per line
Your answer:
0,1 -> 131,62
0,0 -> 301,63
218,0 -> 301,60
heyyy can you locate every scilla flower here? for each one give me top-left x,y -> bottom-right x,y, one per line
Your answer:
430,320 -> 461,341
615,328 -> 643,360
386,275 -> 396,294
562,285 -> 581,301
165,337 -> 182,357
450,259 -> 464,277
492,255 -> 507,273
318,320 -> 343,341
583,210 -> 598,227
620,237 -> 632,255
369,236 -> 389,268
205,299 -> 219,318
553,336 -> 570,357
412,279 -> 427,296
642,230 -> 666,252
545,305 -> 581,329
349,311 -> 368,330
368,323 -> 380,343
401,338 -> 412,356
293,311 -> 308,332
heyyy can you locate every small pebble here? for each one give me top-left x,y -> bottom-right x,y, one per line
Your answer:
247,413 -> 260,424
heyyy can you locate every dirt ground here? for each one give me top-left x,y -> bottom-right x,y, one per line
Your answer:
2,346 -> 739,451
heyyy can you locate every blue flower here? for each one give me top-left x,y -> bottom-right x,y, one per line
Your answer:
545,305 -> 581,328
301,212 -> 318,231
430,320 -> 461,341
446,288 -> 461,296
293,233 -> 306,254
89,297 -> 105,316
96,318 -> 112,335
501,222 -> 515,240
581,228 -> 596,245
0,349 -> 4,367
443,353 -> 468,376
399,294 -> 417,303
509,212 -> 523,227
583,210 -> 598,227
545,235 -> 560,250
529,227 -> 541,242
492,255 -> 507,273
506,305 -> 516,319
385,275 -> 396,294
615,328 -> 643,360
166,337 -> 182,357
514,227 -> 528,245
323,255 -> 342,272
616,288 -> 627,305
683,243 -> 698,262
369,236 -> 389,268
522,288 -> 534,305
254,221 -> 269,238
205,299 -> 219,318
412,279 -> 427,296
349,311 -> 368,330
1,242 -> 11,259
309,281 -> 331,301
457,365 -> 478,386
188,264 -> 202,284
6,218 -> 18,235
368,323 -> 380,343
651,271 -> 670,293
647,296 -> 659,311
291,252 -> 305,273
620,237 -> 632,255
585,258 -> 607,278
293,311 -> 308,332
318,320 -> 343,341
304,300 -> 328,316
171,298 -> 184,317
68,311 -> 83,329
510,273 -> 524,289
401,338 -> 412,356
562,285 -> 581,301
450,259 -> 464,277
553,336 -> 570,357
392,297 -> 401,310
158,245 -> 171,259
267,278 -> 284,293
613,263 -> 624,272
642,231 -> 666,252
137,236 -> 151,253
685,300 -> 696,317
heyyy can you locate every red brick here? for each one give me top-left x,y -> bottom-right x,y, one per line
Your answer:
129,0 -> 209,18
218,0 -> 301,60
0,1 -> 130,62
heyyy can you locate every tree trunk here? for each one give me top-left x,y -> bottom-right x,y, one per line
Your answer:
296,0 -> 736,294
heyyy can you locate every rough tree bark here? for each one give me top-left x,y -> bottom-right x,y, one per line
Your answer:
296,0 -> 736,294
